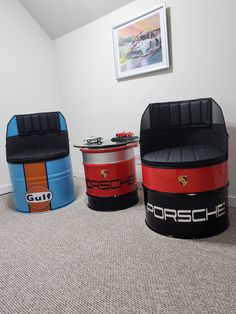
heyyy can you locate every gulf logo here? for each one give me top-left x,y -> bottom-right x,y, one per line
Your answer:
25,185 -> 53,211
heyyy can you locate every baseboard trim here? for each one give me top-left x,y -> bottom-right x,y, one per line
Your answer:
0,184 -> 12,195
74,170 -> 85,178
229,195 -> 236,208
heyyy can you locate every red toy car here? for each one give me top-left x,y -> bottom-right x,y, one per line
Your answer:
116,131 -> 134,138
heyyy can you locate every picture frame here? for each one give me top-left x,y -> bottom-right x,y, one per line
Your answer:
112,3 -> 169,80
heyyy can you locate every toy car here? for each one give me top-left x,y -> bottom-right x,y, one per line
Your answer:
84,136 -> 103,145
116,131 -> 134,138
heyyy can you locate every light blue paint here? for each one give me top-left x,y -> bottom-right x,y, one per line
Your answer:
59,113 -> 67,131
8,164 -> 29,213
7,116 -> 19,137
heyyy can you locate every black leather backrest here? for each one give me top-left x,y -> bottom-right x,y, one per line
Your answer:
6,112 -> 69,163
140,98 -> 228,159
149,99 -> 212,129
16,112 -> 60,135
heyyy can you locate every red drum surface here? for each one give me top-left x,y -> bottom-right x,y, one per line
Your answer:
142,161 -> 228,194
81,145 -> 138,197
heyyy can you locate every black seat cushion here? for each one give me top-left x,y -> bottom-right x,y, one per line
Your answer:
8,147 -> 68,164
6,132 -> 69,163
142,145 -> 227,168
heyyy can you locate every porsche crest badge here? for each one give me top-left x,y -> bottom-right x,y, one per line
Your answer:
100,169 -> 108,178
178,175 -> 188,187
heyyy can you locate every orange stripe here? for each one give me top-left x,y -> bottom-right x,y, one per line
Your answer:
24,162 -> 51,212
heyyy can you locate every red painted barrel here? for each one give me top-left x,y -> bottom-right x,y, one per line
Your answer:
80,143 -> 139,210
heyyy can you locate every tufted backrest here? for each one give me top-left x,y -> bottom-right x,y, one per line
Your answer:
6,111 -> 69,164
16,112 -> 61,135
140,98 -> 228,159
149,99 -> 212,129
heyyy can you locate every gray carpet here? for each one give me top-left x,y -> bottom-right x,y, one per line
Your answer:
0,178 -> 235,314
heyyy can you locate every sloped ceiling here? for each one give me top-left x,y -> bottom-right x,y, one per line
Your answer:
18,0 -> 135,39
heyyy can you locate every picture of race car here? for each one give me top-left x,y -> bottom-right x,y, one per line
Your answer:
84,136 -> 103,145
126,29 -> 161,58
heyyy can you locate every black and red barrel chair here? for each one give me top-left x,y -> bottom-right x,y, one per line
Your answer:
140,98 -> 229,238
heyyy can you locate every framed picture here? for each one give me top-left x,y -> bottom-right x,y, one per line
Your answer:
112,3 -> 169,80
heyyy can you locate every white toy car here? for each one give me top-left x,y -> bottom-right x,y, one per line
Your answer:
84,136 -> 103,145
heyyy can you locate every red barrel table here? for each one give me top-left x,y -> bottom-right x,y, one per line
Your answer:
74,139 -> 139,211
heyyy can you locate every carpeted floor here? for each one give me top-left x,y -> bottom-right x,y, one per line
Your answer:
0,178 -> 235,314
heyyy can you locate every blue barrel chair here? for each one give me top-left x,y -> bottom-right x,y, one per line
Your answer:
6,112 -> 75,213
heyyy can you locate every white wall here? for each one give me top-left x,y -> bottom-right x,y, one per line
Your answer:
54,0 -> 236,205
0,0 -> 61,193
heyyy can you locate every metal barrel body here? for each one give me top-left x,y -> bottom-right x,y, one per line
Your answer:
81,143 -> 139,210
9,155 -> 75,213
142,161 -> 229,238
